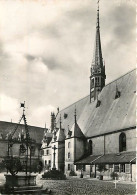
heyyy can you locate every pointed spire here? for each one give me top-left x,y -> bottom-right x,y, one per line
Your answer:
90,0 -> 106,103
56,115 -> 65,142
91,0 -> 103,68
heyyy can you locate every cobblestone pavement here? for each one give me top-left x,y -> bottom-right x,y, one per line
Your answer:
0,173 -> 136,195
37,177 -> 136,195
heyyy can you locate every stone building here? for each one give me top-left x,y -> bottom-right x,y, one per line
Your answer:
0,121 -> 45,171
41,3 -> 136,181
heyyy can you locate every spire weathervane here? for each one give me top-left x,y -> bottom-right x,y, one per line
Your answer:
97,0 -> 100,29
20,101 -> 25,115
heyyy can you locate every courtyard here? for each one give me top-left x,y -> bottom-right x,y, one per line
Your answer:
0,173 -> 136,195
37,176 -> 136,195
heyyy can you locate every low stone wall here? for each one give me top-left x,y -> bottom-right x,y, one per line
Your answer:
4,173 -> 37,187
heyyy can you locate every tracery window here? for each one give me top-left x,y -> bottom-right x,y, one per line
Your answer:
89,140 -> 93,155
119,132 -> 126,152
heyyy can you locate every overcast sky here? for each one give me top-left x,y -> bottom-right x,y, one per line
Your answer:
0,0 -> 136,128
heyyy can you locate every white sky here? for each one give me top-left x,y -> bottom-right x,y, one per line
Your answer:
0,0 -> 136,128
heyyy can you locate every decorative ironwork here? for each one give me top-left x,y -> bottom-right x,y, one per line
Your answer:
3,101 -> 36,175
3,156 -> 22,176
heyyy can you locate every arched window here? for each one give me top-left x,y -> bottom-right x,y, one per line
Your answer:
68,142 -> 70,148
89,140 -> 93,155
119,133 -> 126,152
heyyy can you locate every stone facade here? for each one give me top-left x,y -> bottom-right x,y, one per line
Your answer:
41,3 -> 136,182
0,121 -> 44,171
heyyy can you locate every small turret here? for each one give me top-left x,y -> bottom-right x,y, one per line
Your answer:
56,115 -> 65,142
51,112 -> 56,132
67,125 -> 72,138
71,107 -> 85,138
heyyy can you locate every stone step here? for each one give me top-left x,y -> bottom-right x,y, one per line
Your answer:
13,184 -> 43,191
14,188 -> 51,194
0,185 -> 51,195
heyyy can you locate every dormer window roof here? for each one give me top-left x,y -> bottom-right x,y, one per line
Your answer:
96,100 -> 101,108
115,85 -> 121,99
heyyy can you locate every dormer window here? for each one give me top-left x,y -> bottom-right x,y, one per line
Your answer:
96,100 -> 101,108
115,85 -> 121,99
64,113 -> 68,119
115,91 -> 121,99
68,130 -> 72,138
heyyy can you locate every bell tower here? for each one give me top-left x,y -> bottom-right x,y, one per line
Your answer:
90,0 -> 106,103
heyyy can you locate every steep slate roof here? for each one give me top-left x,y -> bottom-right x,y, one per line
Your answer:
75,155 -> 102,165
75,151 -> 136,164
56,69 -> 136,138
71,122 -> 85,138
0,121 -> 44,144
56,128 -> 65,142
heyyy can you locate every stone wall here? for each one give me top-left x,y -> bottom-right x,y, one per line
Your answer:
88,128 -> 136,155
75,138 -> 85,161
65,138 -> 74,174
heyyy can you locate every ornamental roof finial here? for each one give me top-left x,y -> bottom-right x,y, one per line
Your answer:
60,114 -> 62,129
74,105 -> 77,123
97,0 -> 100,29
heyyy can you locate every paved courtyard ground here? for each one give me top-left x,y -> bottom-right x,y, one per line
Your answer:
37,175 -> 136,195
0,173 -> 136,195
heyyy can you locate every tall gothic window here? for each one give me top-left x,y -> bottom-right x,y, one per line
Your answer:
119,133 -> 126,152
89,140 -> 93,155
